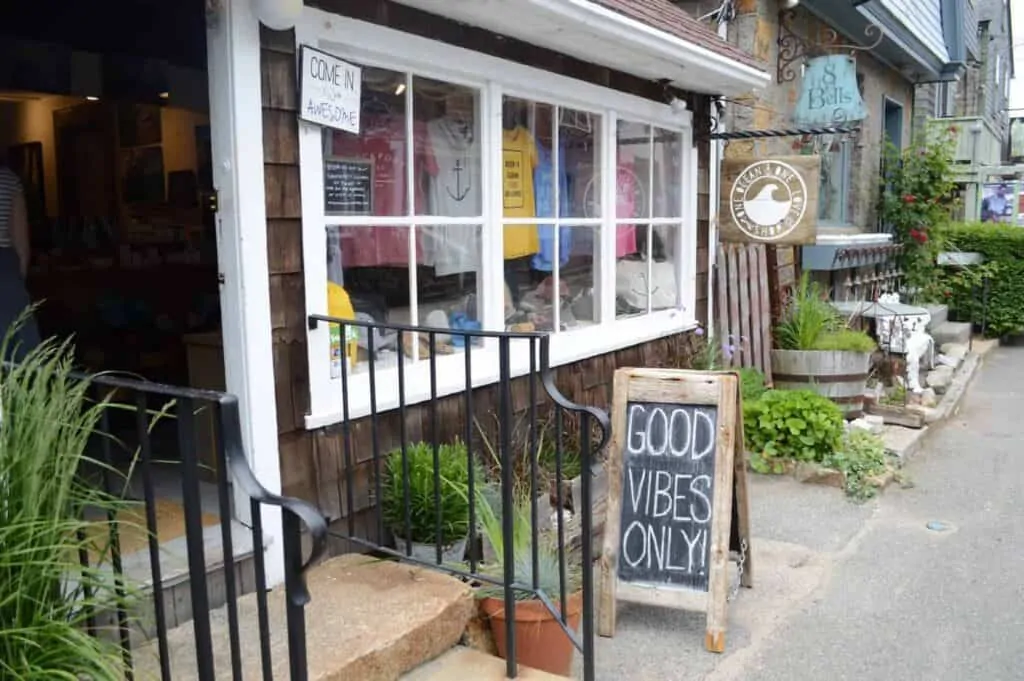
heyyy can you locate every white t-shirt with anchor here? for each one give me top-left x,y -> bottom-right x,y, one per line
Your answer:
424,115 -> 482,276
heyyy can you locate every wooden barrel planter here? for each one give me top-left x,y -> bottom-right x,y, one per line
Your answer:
770,349 -> 872,419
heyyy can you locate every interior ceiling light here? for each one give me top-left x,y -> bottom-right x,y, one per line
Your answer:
395,83 -> 407,95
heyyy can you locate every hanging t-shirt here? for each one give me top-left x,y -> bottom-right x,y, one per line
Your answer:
532,141 -> 573,272
502,127 -> 540,259
328,118 -> 438,268
424,116 -> 483,276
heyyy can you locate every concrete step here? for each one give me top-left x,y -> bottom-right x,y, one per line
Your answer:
931,321 -> 972,347
401,647 -> 571,681
132,554 -> 475,681
91,519 -> 257,641
924,304 -> 949,329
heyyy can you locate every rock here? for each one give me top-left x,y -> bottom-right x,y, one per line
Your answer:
940,342 -> 969,362
920,387 -> 939,408
849,416 -> 884,436
926,365 -> 955,393
462,611 -> 499,656
793,462 -> 845,488
935,353 -> 960,369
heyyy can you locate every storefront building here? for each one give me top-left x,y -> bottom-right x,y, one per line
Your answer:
232,0 -> 771,539
676,0 -> 966,302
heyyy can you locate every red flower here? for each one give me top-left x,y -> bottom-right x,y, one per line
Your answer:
948,125 -> 959,134
943,290 -> 953,298
903,194 -> 916,204
908,229 -> 928,245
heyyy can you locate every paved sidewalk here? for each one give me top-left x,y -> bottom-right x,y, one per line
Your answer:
590,348 -> 1024,680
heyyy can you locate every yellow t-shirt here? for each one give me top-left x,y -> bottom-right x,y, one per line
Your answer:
502,127 -> 540,259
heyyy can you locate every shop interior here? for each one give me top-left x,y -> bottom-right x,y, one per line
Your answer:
2,0 -> 227,544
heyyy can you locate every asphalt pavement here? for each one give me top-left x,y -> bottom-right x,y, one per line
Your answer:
592,347 -> 1024,681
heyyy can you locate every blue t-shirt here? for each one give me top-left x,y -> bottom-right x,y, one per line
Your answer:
532,142 -> 573,272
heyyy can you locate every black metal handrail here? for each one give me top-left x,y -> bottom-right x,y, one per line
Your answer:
307,313 -> 610,681
3,360 -> 327,681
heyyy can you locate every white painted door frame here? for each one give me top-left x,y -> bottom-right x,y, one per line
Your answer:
205,0 -> 284,586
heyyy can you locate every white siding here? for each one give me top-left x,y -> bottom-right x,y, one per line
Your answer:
874,0 -> 950,61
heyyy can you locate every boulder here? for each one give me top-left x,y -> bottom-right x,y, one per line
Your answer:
926,365 -> 955,393
940,342 -> 969,362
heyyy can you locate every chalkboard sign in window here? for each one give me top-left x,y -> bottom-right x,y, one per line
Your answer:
616,401 -> 718,592
324,157 -> 373,216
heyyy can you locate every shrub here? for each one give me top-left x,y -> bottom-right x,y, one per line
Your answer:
774,274 -> 875,352
879,128 -> 959,301
823,429 -> 890,502
1,319 -> 138,680
382,440 -> 472,545
738,366 -> 767,404
934,222 -> 1023,336
743,389 -> 844,473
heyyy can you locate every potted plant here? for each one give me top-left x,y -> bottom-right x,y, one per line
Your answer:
771,274 -> 877,418
471,488 -> 583,677
381,440 -> 472,563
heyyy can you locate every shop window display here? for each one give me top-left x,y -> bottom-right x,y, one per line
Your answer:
615,120 -> 684,318
324,66 -> 482,375
500,98 -> 602,333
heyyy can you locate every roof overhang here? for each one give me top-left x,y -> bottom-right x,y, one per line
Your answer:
803,0 -> 961,83
390,0 -> 770,96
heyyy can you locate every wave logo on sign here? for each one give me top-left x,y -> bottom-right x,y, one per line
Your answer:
728,160 -> 807,242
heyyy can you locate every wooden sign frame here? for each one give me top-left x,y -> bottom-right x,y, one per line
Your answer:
597,368 -> 753,653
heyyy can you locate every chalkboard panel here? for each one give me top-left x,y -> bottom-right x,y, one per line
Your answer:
324,157 -> 373,215
616,401 -> 718,592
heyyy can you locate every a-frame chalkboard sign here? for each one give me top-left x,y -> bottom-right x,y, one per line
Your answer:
597,368 -> 753,653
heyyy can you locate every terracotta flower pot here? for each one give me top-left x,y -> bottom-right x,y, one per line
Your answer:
480,591 -> 582,676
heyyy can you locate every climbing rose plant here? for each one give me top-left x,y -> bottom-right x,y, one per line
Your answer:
878,127 -> 958,302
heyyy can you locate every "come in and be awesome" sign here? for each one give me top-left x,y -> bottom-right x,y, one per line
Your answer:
299,45 -> 361,135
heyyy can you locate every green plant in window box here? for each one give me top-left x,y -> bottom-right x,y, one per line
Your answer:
381,440 -> 473,563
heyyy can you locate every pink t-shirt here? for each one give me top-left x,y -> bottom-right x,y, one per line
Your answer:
328,118 -> 438,268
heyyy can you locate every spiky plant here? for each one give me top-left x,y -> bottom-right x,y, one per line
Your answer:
0,312 -> 137,680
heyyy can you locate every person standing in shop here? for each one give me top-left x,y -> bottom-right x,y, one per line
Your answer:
0,163 -> 41,362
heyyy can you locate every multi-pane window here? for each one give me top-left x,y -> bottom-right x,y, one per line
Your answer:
322,65 -> 483,375
301,39 -> 696,422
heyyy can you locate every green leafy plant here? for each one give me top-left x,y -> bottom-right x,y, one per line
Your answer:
879,126 -> 958,302
774,274 -> 875,352
471,486 -> 581,601
689,326 -> 746,370
476,412 -> 582,501
774,274 -> 842,350
738,366 -> 767,404
0,318 -> 138,680
823,429 -> 890,502
932,222 -> 1022,336
743,389 -> 844,473
811,329 -> 878,353
381,440 -> 472,545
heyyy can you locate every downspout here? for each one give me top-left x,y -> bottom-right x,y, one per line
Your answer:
706,4 -> 731,335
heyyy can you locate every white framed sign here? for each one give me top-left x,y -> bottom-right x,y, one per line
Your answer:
299,45 -> 361,135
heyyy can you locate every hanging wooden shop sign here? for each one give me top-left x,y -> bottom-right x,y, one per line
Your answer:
719,155 -> 820,245
598,368 -> 753,653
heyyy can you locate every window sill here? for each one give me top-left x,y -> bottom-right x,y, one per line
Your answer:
303,310 -> 697,430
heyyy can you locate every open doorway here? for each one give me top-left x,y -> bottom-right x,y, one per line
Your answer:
0,0 -> 232,549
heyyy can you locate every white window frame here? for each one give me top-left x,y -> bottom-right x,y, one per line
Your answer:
297,8 -> 697,429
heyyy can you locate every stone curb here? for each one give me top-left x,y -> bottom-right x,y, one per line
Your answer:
884,351 -> 983,464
